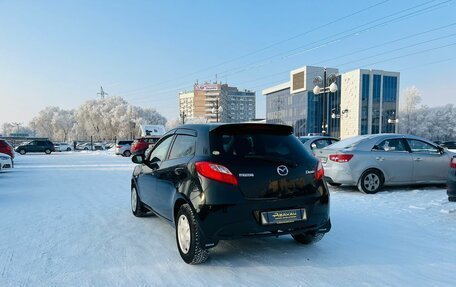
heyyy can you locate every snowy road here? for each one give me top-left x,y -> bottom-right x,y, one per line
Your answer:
1,152 -> 455,287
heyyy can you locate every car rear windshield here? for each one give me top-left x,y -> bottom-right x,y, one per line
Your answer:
210,133 -> 311,163
326,135 -> 369,150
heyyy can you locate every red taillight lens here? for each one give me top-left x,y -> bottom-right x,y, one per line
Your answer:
329,154 -> 354,163
315,160 -> 324,181
451,157 -> 456,168
116,145 -> 121,148
195,161 -> 238,185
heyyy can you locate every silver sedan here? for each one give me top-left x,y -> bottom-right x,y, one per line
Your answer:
315,134 -> 454,194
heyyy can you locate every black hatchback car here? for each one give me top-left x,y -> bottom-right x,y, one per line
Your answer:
15,140 -> 55,155
130,123 -> 331,264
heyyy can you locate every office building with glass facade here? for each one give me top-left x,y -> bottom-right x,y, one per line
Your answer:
263,66 -> 399,139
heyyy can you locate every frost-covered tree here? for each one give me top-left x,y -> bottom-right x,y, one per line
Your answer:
400,86 -> 422,134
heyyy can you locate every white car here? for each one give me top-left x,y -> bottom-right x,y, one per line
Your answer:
0,152 -> 13,170
54,142 -> 73,152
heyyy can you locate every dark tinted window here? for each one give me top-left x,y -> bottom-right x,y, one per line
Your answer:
118,141 -> 133,145
443,142 -> 456,149
168,135 -> 196,160
211,133 -> 310,162
145,138 -> 160,144
374,139 -> 406,152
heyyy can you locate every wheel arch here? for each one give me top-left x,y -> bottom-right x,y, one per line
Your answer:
357,167 -> 386,185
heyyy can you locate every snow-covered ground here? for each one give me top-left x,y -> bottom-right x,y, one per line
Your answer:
1,152 -> 455,287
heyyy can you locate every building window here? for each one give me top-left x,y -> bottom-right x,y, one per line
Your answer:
372,74 -> 381,134
381,76 -> 398,133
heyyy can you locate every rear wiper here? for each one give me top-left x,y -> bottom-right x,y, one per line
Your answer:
243,155 -> 297,167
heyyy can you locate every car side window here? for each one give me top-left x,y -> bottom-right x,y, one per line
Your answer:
168,135 -> 196,160
374,139 -> 406,152
29,141 -> 37,146
407,139 -> 439,154
148,136 -> 174,162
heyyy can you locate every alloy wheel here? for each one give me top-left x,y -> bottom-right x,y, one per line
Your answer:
363,173 -> 380,192
131,187 -> 137,212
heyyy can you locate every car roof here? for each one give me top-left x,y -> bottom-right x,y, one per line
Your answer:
169,123 -> 293,135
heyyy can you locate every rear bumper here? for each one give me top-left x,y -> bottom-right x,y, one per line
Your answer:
324,163 -> 356,184
196,194 -> 330,244
447,169 -> 456,198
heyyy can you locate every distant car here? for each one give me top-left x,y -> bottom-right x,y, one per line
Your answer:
131,136 -> 161,155
115,140 -> 133,157
15,140 -> 55,155
77,143 -> 105,151
316,134 -> 454,194
54,142 -> 73,152
130,123 -> 331,264
441,141 -> 456,151
448,156 -> 456,202
298,136 -> 339,155
0,139 -> 14,159
0,152 -> 13,170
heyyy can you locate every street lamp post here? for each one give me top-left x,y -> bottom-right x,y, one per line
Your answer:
211,98 -> 223,123
313,68 -> 338,135
180,111 -> 187,124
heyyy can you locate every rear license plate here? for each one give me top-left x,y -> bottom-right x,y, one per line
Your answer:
260,208 -> 306,225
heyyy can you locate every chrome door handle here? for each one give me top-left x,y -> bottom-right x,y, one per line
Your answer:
375,157 -> 384,161
414,158 -> 422,161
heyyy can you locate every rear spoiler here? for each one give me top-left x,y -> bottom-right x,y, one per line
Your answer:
210,123 -> 293,135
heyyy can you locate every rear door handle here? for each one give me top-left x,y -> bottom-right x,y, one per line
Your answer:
414,158 -> 422,161
375,157 -> 384,161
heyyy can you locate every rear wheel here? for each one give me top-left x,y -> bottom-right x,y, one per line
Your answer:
176,204 -> 208,264
19,149 -> 26,155
358,169 -> 384,194
66,147 -> 71,151
44,149 -> 51,155
292,232 -> 325,244
131,186 -> 147,217
123,150 -> 131,157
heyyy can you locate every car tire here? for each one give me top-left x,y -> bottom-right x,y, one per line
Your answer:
292,232 -> 325,244
45,149 -> 52,155
176,204 -> 209,264
123,150 -> 131,157
19,149 -> 26,155
66,147 -> 71,151
328,182 -> 342,187
449,197 -> 456,202
131,186 -> 147,217
357,169 -> 384,194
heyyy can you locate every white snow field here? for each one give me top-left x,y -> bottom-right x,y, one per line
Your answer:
1,152 -> 455,287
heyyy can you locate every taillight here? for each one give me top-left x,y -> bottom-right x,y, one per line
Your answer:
195,161 -> 238,185
116,145 -> 121,148
329,154 -> 354,163
315,160 -> 324,181
451,157 -> 456,168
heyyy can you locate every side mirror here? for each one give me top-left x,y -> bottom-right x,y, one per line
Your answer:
131,154 -> 144,164
438,146 -> 445,154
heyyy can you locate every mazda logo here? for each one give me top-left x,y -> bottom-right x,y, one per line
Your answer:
277,165 -> 288,176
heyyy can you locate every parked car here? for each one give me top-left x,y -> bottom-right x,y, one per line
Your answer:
0,152 -> 13,170
316,134 -> 454,194
441,141 -> 456,151
0,139 -> 14,159
131,136 -> 161,155
54,142 -> 73,152
130,123 -> 331,264
15,140 -> 55,155
448,156 -> 456,202
77,142 -> 105,151
115,140 -> 133,157
298,136 -> 339,155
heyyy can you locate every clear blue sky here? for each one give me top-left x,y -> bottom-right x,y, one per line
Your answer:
1,0 -> 455,126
